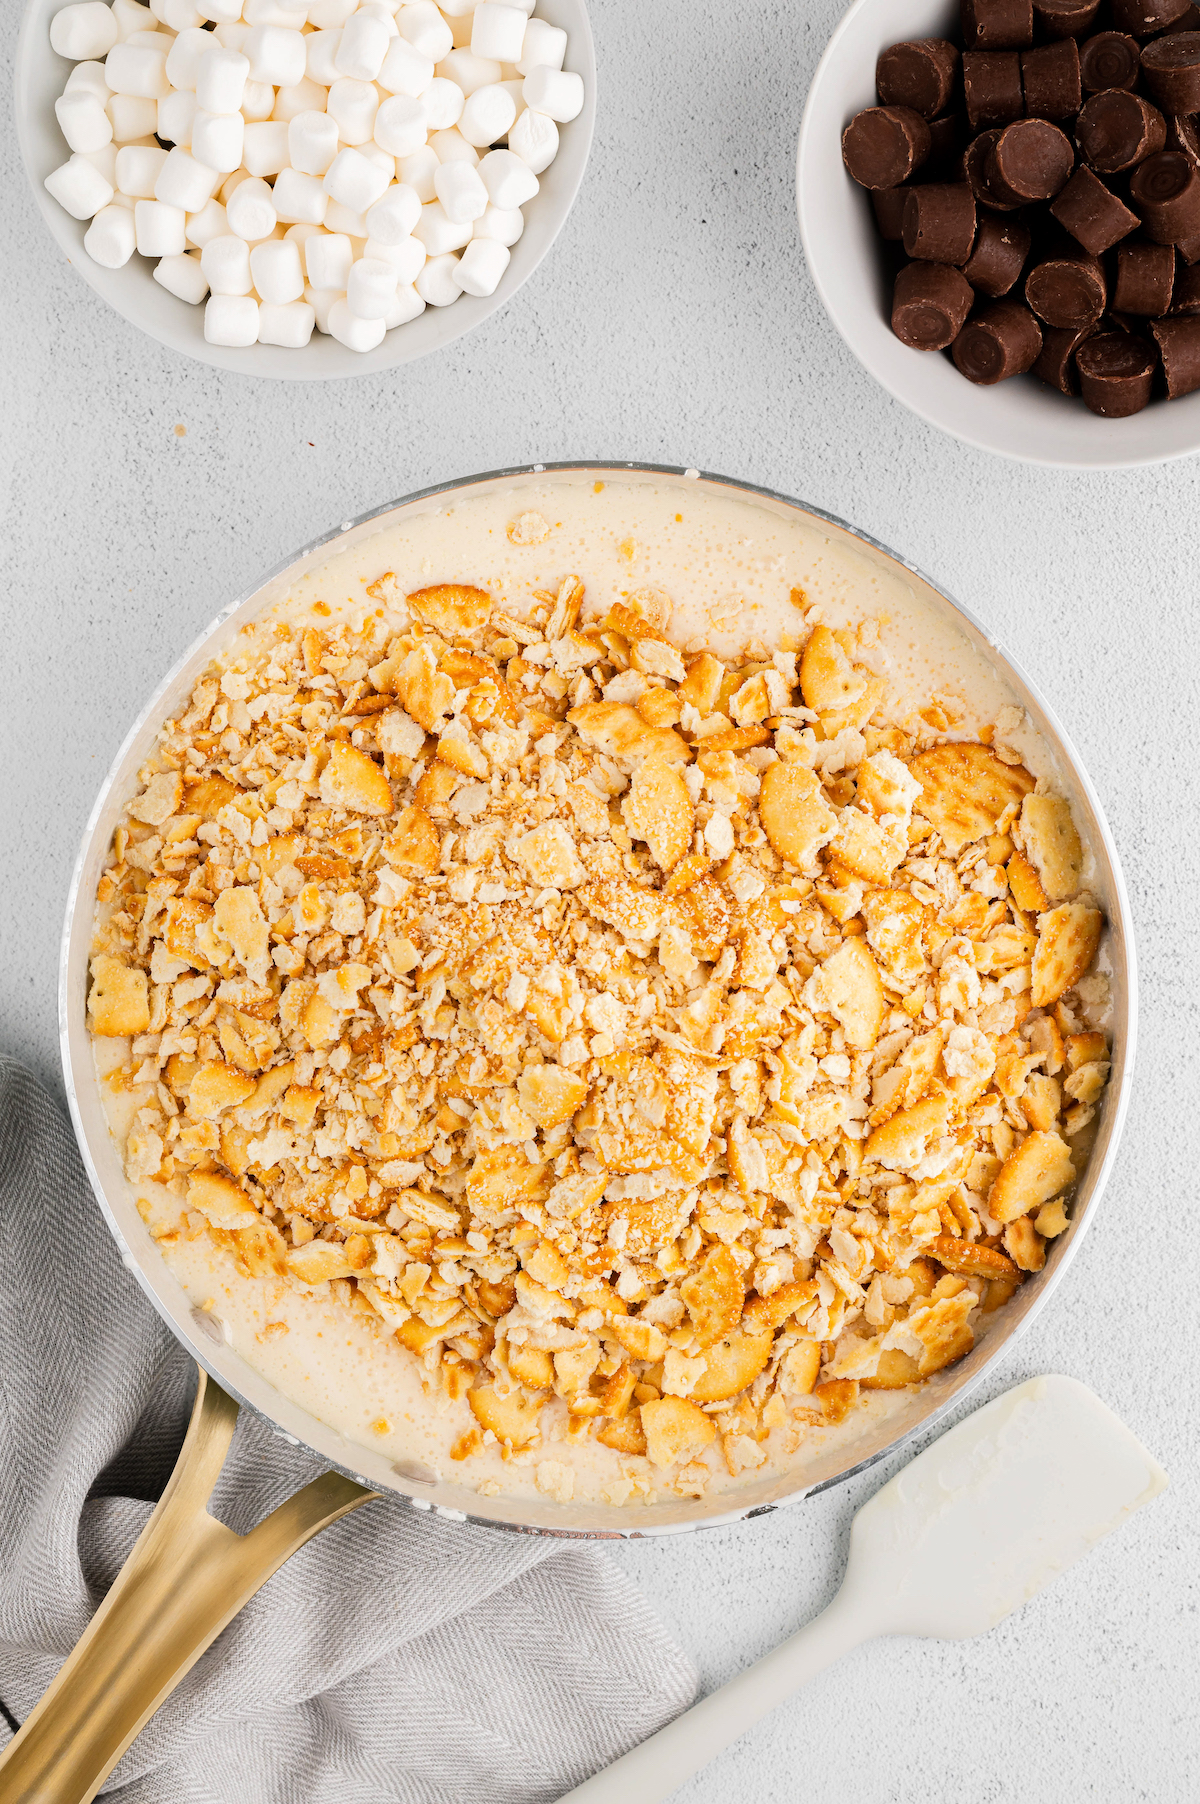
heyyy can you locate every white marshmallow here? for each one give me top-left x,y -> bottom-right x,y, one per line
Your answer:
185,195 -> 228,245
458,83 -> 516,148
508,105 -> 557,173
360,141 -> 396,178
374,93 -> 427,157
377,36 -> 433,97
335,10 -> 390,81
157,88 -> 197,147
201,0 -> 244,21
305,230 -> 353,288
271,78 -> 328,122
304,284 -> 339,331
250,237 -> 305,302
438,49 -> 501,97
204,293 -> 259,345
243,25 -> 306,87
328,297 -> 386,350
436,0 -> 476,15
305,28 -> 343,86
225,174 -> 277,239
258,298 -> 315,346
457,234 -> 508,296
517,18 -> 566,76
107,93 -> 159,140
429,126 -> 477,164
385,281 -> 425,325
433,158 -> 487,223
122,27 -> 167,43
326,77 -> 379,145
105,43 -> 170,100
51,2 -> 120,60
521,67 -> 583,124
111,0 -> 155,37
115,143 -> 167,197
288,111 -> 337,177
346,255 -> 396,318
156,0 -> 205,28
155,147 -> 220,210
240,80 -> 276,122
218,167 -> 251,204
191,108 -> 244,173
82,141 -> 119,184
135,197 -> 187,255
154,248 -> 210,301
323,197 -> 368,234
306,0 -> 356,25
477,146 -> 537,209
396,2 -> 452,62
201,232 -> 252,292
399,143 -> 439,199
65,62 -> 112,98
83,202 -> 137,266
413,198 -> 470,253
473,201 -> 523,245
422,77 -> 464,130
324,145 -> 390,211
364,180 -> 421,241
242,121 -> 290,176
284,219 -> 322,243
364,232 -> 425,281
55,90 -> 113,155
243,0 -> 306,23
195,45 -> 248,114
415,251 -> 464,306
470,4 -> 526,63
272,168 -> 329,225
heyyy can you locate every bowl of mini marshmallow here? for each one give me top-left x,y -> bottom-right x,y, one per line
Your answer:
16,0 -> 594,377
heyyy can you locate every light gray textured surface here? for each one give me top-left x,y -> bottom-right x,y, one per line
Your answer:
1,0 -> 1196,1798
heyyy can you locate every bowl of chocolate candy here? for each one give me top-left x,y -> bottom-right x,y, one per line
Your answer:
798,0 -> 1200,466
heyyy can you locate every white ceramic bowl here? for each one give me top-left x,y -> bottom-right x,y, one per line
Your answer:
797,0 -> 1200,468
15,0 -> 595,381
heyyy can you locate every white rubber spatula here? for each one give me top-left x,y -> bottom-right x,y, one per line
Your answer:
560,1374 -> 1167,1804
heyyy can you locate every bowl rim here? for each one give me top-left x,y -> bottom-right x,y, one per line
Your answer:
14,0 -> 596,383
60,459 -> 1139,1538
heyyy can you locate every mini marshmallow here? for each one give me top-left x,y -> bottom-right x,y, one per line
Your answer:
478,147 -> 538,209
326,77 -> 379,145
155,147 -> 221,211
415,251 -> 464,305
346,255 -> 398,318
377,36 -> 434,98
284,220 -> 322,244
458,83 -> 516,148
360,142 -> 397,179
134,197 -> 187,255
457,234 -> 509,295
305,29 -> 343,86
51,2 -> 120,61
433,158 -> 488,223
396,2 -> 452,62
156,0 -> 205,28
289,110 -> 339,176
204,0 -> 245,23
438,49 -> 502,97
107,93 -> 158,140
471,4 -> 526,63
154,248 -> 210,302
306,0 -> 357,24
105,43 -> 170,100
240,80 -> 276,122
374,93 -> 427,158
243,0 -> 307,24
185,196 -> 228,246
335,9 -> 390,80
115,143 -> 168,198
323,197 -> 368,234
204,293 -> 259,345
304,229 -> 353,288
365,232 -> 425,281
385,281 -> 425,325
218,168 -> 252,205
324,145 -> 390,212
521,67 -> 583,124
111,0 -> 155,37
157,89 -> 197,147
242,121 -> 290,176
65,62 -> 112,98
123,28 -> 167,44
516,18 -> 566,76
243,25 -> 307,88
429,127 -> 477,164
508,105 -> 557,173
83,202 -> 137,266
399,144 -> 439,200
258,298 -> 315,346
422,77 -> 465,130
364,180 -> 421,241
250,237 -> 305,302
272,168 -> 329,224
191,108 -> 244,173
55,89 -> 113,154
305,283 -> 337,330
436,0 -> 476,16
473,201 -> 524,245
327,297 -> 386,350
201,232 -> 253,292
413,198 -> 471,252
195,45 -> 248,114
271,78 -> 327,122
225,174 -> 277,239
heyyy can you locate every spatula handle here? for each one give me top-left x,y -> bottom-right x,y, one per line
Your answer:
558,1586 -> 873,1804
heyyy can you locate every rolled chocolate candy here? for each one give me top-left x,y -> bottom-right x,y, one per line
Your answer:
892,261 -> 976,347
1034,0 -> 1101,36
1075,331 -> 1157,412
961,209 -> 1033,292
987,118 -> 1075,199
1025,246 -> 1107,323
876,39 -> 961,118
1110,0 -> 1191,35
1113,236 -> 1176,307
902,183 -> 979,261
872,187 -> 911,239
1168,111 -> 1200,164
1139,32 -> 1200,111
842,107 -> 932,189
963,128 -> 1024,207
1130,147 -> 1200,238
1076,90 -> 1167,171
1177,227 -> 1200,256
961,0 -> 1033,48
1051,163 -> 1141,250
1032,321 -> 1096,388
963,51 -> 1025,130
926,114 -> 967,172
1079,32 -> 1142,91
952,299 -> 1044,379
1150,311 -> 1200,388
1021,39 -> 1083,118
1170,259 -> 1200,302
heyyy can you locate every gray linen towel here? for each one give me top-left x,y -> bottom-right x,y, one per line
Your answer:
0,1060 -> 697,1802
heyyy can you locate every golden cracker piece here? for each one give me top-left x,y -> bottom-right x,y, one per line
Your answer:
566,700 -> 691,767
907,1292 -> 975,1376
1020,794 -> 1083,902
395,641 -> 455,732
468,1384 -> 542,1449
688,1331 -> 774,1403
513,820 -> 586,890
758,760 -> 837,869
1003,1216 -> 1046,1271
679,1244 -> 745,1349
865,1092 -> 951,1171
87,955 -> 149,1036
318,742 -> 394,817
906,742 -> 1035,855
814,937 -> 885,1050
929,1234 -> 1019,1280
855,749 -> 922,824
621,755 -> 694,872
827,808 -> 907,886
678,651 -> 724,714
384,805 -> 440,874
405,582 -> 493,641
580,877 -> 669,943
989,1129 -> 1075,1224
1031,902 -> 1102,1008
517,1065 -> 588,1129
1006,849 -> 1049,914
800,625 -> 868,712
862,889 -> 928,989
640,1396 -> 716,1468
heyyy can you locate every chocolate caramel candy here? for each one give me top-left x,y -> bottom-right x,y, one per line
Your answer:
1139,31 -> 1200,111
1079,32 -> 1141,92
871,187 -> 911,239
926,114 -> 967,173
963,51 -> 1025,130
1170,259 -> 1200,303
1034,0 -> 1101,36
1021,39 -> 1083,119
961,0 -> 1033,49
1075,331 -> 1157,412
987,119 -> 1075,199
1113,237 -> 1176,307
842,107 -> 933,188
1168,111 -> 1200,165
1051,163 -> 1140,250
961,209 -> 1032,292
964,128 -> 1023,207
876,39 -> 961,118
952,299 -> 1044,379
1129,147 -> 1200,238
1177,226 -> 1200,256
1032,321 -> 1096,388
902,183 -> 978,261
1076,89 -> 1167,171
1110,0 -> 1191,36
892,261 -> 976,347
1025,246 -> 1107,323
1150,312 -> 1200,389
